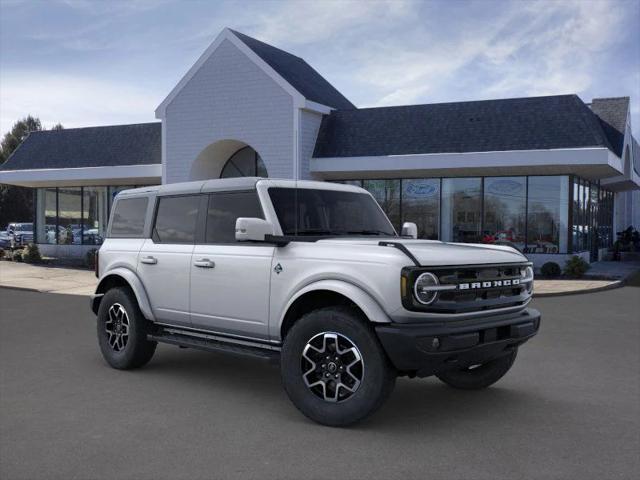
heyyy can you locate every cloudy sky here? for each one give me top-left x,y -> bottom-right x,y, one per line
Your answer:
1,0 -> 639,136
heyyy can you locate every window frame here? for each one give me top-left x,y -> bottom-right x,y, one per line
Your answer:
107,196 -> 150,239
150,194 -> 204,245
201,189 -> 265,245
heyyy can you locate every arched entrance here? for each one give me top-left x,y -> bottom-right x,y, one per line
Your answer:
189,139 -> 268,181
220,146 -> 268,178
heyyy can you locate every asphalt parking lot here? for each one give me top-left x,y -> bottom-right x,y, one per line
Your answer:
1,283 -> 638,480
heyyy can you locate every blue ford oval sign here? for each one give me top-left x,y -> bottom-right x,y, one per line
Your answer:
488,179 -> 523,195
405,181 -> 438,198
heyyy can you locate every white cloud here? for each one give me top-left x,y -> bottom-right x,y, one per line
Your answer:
0,72 -> 158,133
249,0 -> 411,46
342,0 -> 627,107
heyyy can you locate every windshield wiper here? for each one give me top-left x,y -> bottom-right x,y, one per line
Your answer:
290,229 -> 338,236
346,230 -> 393,236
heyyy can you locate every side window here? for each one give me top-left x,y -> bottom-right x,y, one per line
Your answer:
109,197 -> 148,237
206,191 -> 263,243
153,195 -> 200,244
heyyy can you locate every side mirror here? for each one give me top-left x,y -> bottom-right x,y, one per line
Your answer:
235,217 -> 273,242
401,222 -> 418,239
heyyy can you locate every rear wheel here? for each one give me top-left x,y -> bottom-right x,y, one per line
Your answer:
435,349 -> 517,390
280,306 -> 396,427
97,287 -> 157,370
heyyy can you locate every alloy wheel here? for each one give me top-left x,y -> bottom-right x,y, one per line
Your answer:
301,332 -> 364,403
104,303 -> 130,352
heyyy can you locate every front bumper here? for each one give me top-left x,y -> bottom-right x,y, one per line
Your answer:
375,308 -> 540,377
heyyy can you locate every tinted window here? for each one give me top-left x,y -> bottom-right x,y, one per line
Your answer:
110,197 -> 148,237
268,188 -> 396,237
153,195 -> 200,244
206,191 -> 263,243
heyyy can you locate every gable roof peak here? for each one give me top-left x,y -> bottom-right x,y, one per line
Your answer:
227,29 -> 355,110
156,28 -> 355,117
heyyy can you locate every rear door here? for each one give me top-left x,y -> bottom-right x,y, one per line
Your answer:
138,194 -> 201,327
190,190 -> 274,340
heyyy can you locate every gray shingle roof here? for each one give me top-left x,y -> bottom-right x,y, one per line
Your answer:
0,122 -> 161,171
230,29 -> 355,110
589,97 -> 629,157
313,95 -> 616,158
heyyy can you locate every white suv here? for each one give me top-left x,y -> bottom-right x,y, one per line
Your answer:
91,178 -> 539,426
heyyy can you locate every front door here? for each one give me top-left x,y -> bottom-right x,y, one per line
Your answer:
138,194 -> 201,326
189,191 -> 274,340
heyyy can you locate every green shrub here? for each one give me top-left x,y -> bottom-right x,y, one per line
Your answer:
13,250 -> 23,262
564,256 -> 590,278
22,243 -> 42,264
0,249 -> 5,259
85,248 -> 98,270
541,261 -> 561,277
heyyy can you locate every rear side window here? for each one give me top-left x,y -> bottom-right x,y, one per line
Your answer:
153,195 -> 200,244
109,197 -> 148,237
206,191 -> 263,243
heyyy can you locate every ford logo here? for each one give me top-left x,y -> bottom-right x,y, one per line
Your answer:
487,179 -> 523,195
405,181 -> 438,198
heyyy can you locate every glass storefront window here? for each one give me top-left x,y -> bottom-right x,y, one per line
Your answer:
35,185 -> 150,246
334,175 -> 610,256
333,180 -> 363,187
36,188 -> 57,244
362,180 -> 401,231
402,179 -> 440,239
441,178 -> 481,243
482,177 -> 526,250
526,176 -> 569,254
82,187 -> 108,245
57,188 -> 82,245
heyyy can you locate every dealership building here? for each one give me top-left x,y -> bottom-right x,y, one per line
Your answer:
1,28 -> 638,267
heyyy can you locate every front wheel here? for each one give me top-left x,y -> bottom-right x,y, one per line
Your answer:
97,287 -> 157,370
280,306 -> 396,427
435,349 -> 518,390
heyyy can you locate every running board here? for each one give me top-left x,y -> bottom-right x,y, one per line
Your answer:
148,329 -> 280,362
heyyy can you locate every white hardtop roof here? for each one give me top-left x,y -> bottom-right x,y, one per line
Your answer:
115,178 -> 364,198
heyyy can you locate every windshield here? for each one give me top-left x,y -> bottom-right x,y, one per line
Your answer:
268,187 -> 397,237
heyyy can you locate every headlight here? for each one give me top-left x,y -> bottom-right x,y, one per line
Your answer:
413,272 -> 440,305
521,266 -> 534,293
521,266 -> 534,281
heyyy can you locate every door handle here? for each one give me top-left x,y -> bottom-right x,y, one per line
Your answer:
194,258 -> 215,268
140,256 -> 157,265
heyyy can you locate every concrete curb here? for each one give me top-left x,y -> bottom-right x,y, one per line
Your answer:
533,280 -> 623,298
0,285 -> 92,296
0,285 -> 43,294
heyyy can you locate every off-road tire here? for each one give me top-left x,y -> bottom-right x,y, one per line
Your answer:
97,287 -> 157,370
280,306 -> 396,427
436,349 -> 518,390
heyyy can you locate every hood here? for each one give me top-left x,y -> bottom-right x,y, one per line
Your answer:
316,238 -> 528,266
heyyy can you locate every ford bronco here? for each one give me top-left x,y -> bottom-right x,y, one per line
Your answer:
91,178 -> 539,426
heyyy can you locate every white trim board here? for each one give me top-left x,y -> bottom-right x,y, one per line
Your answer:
0,164 -> 162,187
311,147 -> 627,181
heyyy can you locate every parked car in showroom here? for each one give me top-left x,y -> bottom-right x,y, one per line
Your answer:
0,230 -> 11,249
5,222 -> 34,249
91,178 -> 539,426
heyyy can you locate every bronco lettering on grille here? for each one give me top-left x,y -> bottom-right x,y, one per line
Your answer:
458,278 -> 520,290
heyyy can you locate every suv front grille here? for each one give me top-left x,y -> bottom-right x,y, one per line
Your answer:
402,263 -> 533,314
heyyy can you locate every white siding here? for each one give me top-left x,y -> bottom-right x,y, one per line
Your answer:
299,110 -> 323,180
163,39 -> 294,183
